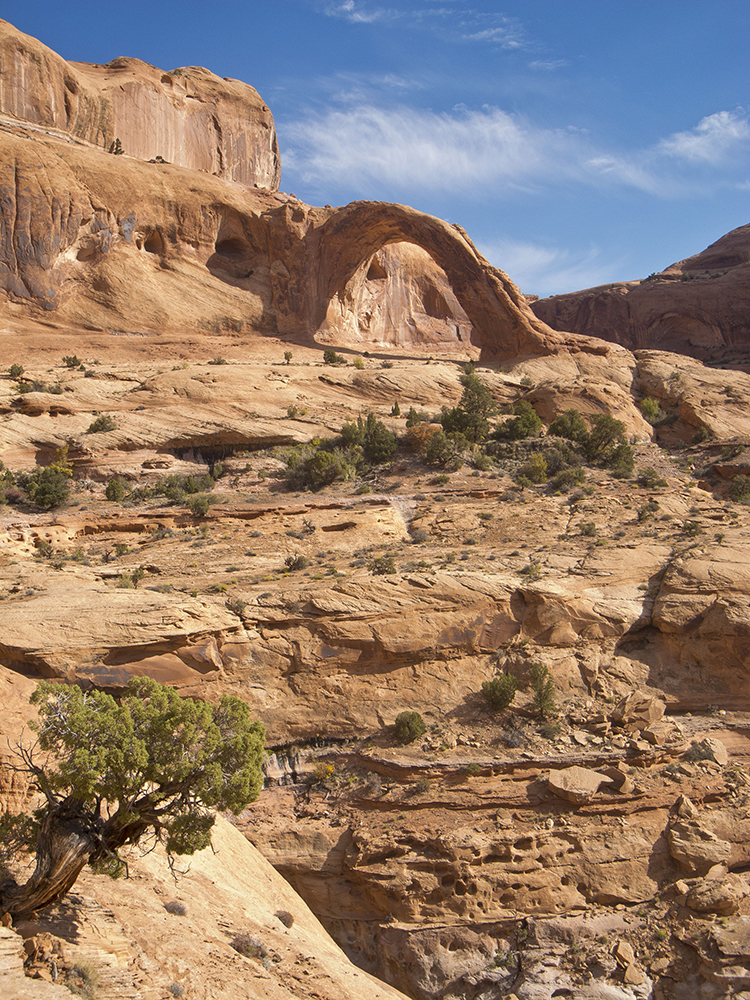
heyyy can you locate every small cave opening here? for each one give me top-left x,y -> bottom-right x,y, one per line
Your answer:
366,256 -> 388,280
144,230 -> 165,255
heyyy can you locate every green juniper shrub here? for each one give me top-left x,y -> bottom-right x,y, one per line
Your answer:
369,554 -> 396,575
105,477 -> 127,502
8,364 -> 23,378
62,355 -> 81,369
530,662 -> 556,719
516,452 -> 548,484
584,414 -> 626,463
609,442 -> 635,478
405,407 -> 431,427
548,409 -> 589,443
495,399 -> 542,440
322,349 -> 345,366
579,521 -> 596,536
87,415 -> 116,433
0,677 -> 264,919
21,467 -> 71,510
440,372 -> 497,443
283,351 -> 293,365
394,710 -> 427,744
482,674 -> 518,711
640,397 -> 662,423
728,475 -> 750,502
549,467 -> 586,492
638,467 -> 667,489
186,494 -> 211,517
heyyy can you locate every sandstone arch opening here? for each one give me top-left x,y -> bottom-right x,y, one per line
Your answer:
318,242 -> 474,351
302,202 -> 552,360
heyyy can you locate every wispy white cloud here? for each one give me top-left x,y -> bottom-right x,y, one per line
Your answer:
463,21 -> 526,49
658,109 -> 750,164
529,59 -> 568,71
324,1 -> 394,24
282,101 -> 750,203
282,104 -> 587,194
477,238 -> 621,296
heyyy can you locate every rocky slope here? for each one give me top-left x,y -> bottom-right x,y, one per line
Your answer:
531,224 -> 750,367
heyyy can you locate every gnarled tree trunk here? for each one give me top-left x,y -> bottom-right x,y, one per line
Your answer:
0,800 -> 95,919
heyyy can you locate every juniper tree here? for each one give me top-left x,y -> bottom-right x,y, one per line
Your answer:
0,677 -> 265,918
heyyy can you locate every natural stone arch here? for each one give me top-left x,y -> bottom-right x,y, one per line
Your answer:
298,201 -> 555,359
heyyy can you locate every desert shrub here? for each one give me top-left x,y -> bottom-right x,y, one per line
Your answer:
638,467 -> 667,489
609,443 -> 635,478
8,363 -> 23,378
406,407 -> 431,427
231,933 -> 268,962
353,356 -> 365,369
370,554 -> 395,575
728,475 -> 750,502
340,412 -> 396,464
323,349 -> 345,366
578,521 -> 596,536
530,662 -> 556,719
283,350 -> 293,364
584,414 -> 626,463
62,355 -> 81,369
285,554 -> 309,571
68,959 -> 100,999
548,409 -> 588,442
208,356 -> 227,365
394,710 -> 427,744
105,477 -> 126,502
516,452 -> 547,484
391,400 -> 400,415
549,467 -> 585,492
482,674 -> 518,711
22,467 -> 70,510
440,372 -> 496,443
87,415 -> 116,433
406,423 -> 437,454
640,397 -> 661,423
691,425 -> 711,444
473,452 -> 494,471
186,494 -> 211,517
495,400 -> 542,440
683,519 -> 702,536
275,910 -> 294,928
638,500 -> 660,522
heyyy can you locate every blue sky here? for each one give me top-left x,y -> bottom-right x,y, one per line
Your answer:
4,1 -> 749,294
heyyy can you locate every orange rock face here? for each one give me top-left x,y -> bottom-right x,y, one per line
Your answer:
531,224 -> 750,361
0,19 -> 280,188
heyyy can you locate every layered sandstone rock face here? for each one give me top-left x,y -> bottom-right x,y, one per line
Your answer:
320,243 -> 475,349
531,223 -> 750,361
0,19 -> 280,188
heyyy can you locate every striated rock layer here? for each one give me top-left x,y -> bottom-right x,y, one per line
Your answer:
531,223 -> 750,363
0,19 -> 280,188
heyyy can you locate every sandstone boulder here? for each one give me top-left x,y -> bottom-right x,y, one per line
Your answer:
610,690 -> 666,731
547,766 -> 608,804
685,874 -> 748,915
